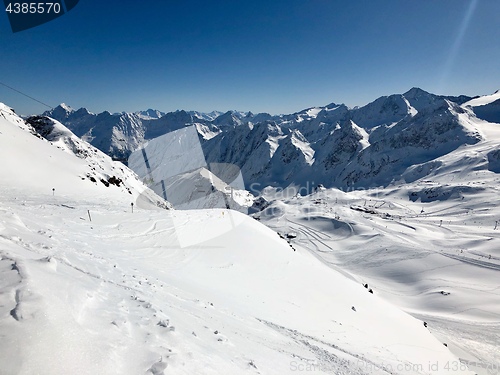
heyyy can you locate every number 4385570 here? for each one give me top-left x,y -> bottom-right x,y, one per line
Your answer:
5,2 -> 62,14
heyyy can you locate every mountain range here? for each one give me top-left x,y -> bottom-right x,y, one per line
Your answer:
42,88 -> 500,195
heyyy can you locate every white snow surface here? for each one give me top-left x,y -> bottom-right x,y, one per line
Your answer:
305,107 -> 322,118
0,103 -> 478,374
463,90 -> 500,107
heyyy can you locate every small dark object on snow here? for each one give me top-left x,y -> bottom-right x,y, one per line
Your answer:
351,306 -> 356,312
214,330 -> 219,334
108,176 -> 123,187
443,343 -> 448,347
364,283 -> 368,289
423,322 -> 428,328
369,289 -> 373,294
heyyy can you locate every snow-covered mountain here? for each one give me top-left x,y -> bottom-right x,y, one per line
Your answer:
0,105 -> 167,210
2,101 -> 476,374
43,106 -> 148,163
202,88 -> 488,192
134,109 -> 166,120
42,106 -> 271,164
44,88 -> 498,195
188,110 -> 224,121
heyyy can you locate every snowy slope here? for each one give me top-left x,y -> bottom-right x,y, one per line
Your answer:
463,90 -> 500,107
463,90 -> 500,124
0,105 -> 167,209
254,118 -> 500,375
256,189 -> 500,374
1,102 -> 475,374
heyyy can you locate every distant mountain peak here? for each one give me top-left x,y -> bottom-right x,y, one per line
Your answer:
58,103 -> 73,112
213,111 -> 244,127
75,107 -> 91,115
135,109 -> 165,120
403,87 -> 432,98
325,102 -> 341,109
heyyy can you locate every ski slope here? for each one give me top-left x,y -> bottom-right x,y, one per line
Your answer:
256,120 -> 500,375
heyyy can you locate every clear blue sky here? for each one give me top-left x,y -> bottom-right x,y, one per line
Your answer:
0,0 -> 499,115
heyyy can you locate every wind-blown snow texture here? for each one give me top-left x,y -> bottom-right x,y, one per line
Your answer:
0,95 -> 487,374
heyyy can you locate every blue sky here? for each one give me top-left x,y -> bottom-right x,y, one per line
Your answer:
1,0 -> 499,115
